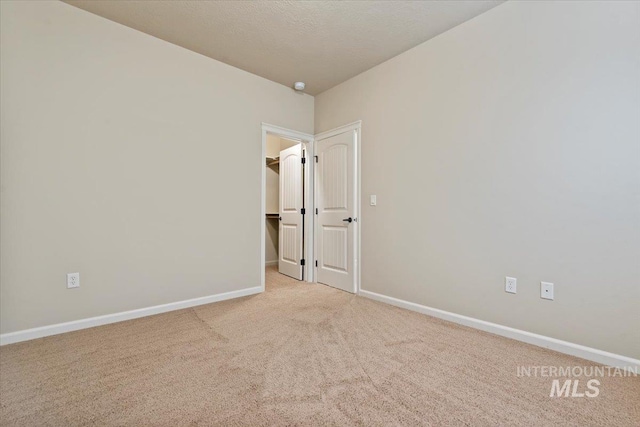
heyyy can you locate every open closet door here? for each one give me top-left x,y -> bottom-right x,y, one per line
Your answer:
279,143 -> 303,280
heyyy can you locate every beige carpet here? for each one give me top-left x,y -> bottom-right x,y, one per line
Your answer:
1,267 -> 638,426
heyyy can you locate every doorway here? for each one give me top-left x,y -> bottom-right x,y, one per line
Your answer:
261,124 -> 314,290
260,121 -> 360,294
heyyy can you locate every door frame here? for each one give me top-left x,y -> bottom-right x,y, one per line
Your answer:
313,121 -> 362,294
261,123 -> 315,290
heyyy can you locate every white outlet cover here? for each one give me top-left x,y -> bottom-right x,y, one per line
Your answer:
541,281 -> 554,300
67,272 -> 80,289
505,276 -> 517,294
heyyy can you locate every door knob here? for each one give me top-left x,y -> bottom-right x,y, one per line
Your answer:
342,217 -> 353,223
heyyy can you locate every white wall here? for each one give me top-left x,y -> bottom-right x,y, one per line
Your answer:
315,1 -> 640,358
0,1 -> 313,334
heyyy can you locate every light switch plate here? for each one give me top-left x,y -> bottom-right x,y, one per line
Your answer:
370,195 -> 377,206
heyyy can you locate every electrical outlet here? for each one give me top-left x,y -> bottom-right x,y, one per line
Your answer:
541,281 -> 554,300
67,272 -> 80,289
505,276 -> 517,294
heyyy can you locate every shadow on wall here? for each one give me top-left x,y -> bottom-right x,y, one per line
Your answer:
266,217 -> 279,264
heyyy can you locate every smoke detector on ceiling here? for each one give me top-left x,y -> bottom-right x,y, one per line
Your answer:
293,82 -> 306,91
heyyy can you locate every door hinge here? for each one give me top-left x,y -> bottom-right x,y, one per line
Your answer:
301,259 -> 306,266
315,208 -> 318,215
315,260 -> 318,267
301,157 -> 306,164
301,208 -> 306,215
314,155 -> 318,163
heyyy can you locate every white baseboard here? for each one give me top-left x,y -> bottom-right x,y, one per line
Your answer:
358,289 -> 640,371
0,286 -> 262,346
265,260 -> 278,267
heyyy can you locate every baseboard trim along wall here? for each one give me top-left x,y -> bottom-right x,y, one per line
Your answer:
358,289 -> 640,371
0,286 -> 262,346
265,260 -> 278,267
3,283 -> 637,372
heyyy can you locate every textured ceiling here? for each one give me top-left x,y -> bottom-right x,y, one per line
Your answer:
63,0 -> 504,95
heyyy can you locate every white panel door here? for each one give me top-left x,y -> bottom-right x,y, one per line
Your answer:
279,144 -> 303,280
316,130 -> 356,293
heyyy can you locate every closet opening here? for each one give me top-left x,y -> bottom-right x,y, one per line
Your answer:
261,124 -> 314,289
